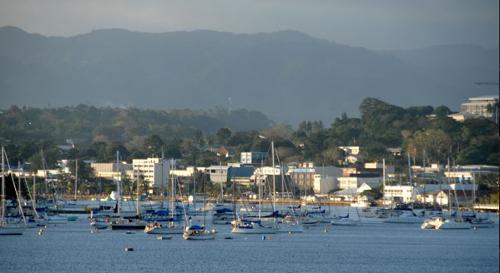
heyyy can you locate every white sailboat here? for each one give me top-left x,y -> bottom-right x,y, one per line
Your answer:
183,169 -> 216,240
422,160 -> 471,230
145,159 -> 184,235
110,151 -> 147,230
232,140 -> 278,234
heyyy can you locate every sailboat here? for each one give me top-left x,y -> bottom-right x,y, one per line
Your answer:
422,160 -> 471,230
274,149 -> 303,233
1,146 -> 26,235
331,206 -> 362,226
145,159 -> 184,235
232,139 -> 278,234
183,169 -> 216,240
110,151 -> 147,230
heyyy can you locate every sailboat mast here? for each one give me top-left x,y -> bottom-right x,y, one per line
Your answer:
382,158 -> 386,188
447,158 -> 451,213
32,173 -> 36,215
136,167 -> 140,216
160,148 -> 165,208
116,150 -> 121,216
170,159 -> 175,221
407,152 -> 412,185
271,140 -> 276,212
1,146 -> 5,225
258,159 -> 262,219
18,160 -> 22,204
74,159 -> 78,201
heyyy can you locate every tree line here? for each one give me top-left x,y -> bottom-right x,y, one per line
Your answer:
0,98 -> 498,171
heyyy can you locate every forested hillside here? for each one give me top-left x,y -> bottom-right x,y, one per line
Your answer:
1,98 -> 497,171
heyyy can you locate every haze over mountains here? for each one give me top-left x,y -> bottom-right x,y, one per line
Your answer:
0,26 -> 497,125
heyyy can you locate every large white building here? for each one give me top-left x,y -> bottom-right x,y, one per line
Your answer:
460,95 -> 498,120
91,162 -> 132,179
383,185 -> 416,204
132,158 -> 169,193
287,163 -> 342,192
337,176 -> 381,190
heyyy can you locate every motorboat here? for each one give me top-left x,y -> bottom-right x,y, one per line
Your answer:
182,224 -> 216,240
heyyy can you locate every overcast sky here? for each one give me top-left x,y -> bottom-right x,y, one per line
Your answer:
0,0 -> 498,50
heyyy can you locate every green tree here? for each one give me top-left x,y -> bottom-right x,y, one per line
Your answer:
216,128 -> 232,145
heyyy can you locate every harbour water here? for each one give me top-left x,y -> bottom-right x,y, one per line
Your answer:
1,208 -> 498,273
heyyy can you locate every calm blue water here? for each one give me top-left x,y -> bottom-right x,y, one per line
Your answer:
1,209 -> 498,273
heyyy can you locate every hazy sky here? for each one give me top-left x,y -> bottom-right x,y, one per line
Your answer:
0,0 -> 498,50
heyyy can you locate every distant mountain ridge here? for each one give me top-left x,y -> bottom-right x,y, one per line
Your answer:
0,26 -> 497,124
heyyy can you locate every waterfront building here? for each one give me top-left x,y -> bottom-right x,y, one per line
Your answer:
383,185 -> 416,204
332,183 -> 372,202
337,165 -> 384,190
227,165 -> 255,185
91,162 -> 132,180
338,176 -> 381,190
206,165 -> 230,184
287,163 -> 342,192
132,158 -> 169,194
170,166 -> 197,178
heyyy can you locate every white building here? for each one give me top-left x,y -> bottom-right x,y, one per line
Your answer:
338,176 -> 381,190
460,95 -> 498,119
313,174 -> 335,194
383,185 -> 416,204
132,158 -> 169,193
91,162 -> 132,179
170,166 -> 197,178
288,164 -> 342,191
444,165 -> 499,181
206,165 -> 230,184
240,152 -> 267,164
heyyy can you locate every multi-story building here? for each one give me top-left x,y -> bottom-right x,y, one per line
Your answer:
383,185 -> 416,204
132,158 -> 169,194
287,163 -> 342,193
460,95 -> 498,120
337,165 -> 385,190
91,162 -> 133,179
338,176 -> 381,190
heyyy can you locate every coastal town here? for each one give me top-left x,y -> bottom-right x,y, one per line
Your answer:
0,2 -> 498,272
1,95 -> 498,237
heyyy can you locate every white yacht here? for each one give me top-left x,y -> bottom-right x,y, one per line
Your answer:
182,224 -> 216,240
421,217 -> 471,230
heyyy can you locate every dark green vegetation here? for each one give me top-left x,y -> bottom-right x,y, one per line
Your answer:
1,98 -> 497,170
